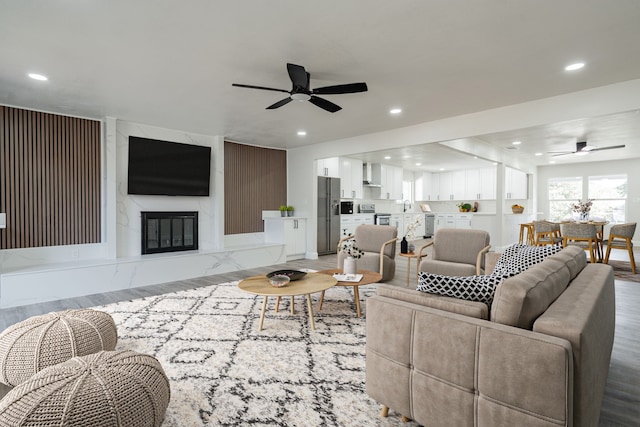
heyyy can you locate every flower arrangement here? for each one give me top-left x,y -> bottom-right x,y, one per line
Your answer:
456,202 -> 472,212
340,239 -> 365,259
571,199 -> 593,220
404,216 -> 423,241
571,199 -> 593,215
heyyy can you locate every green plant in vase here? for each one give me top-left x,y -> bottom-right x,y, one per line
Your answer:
279,205 -> 287,217
286,205 -> 294,217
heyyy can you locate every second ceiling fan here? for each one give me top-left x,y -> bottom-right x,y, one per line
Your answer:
232,63 -> 368,113
549,141 -> 626,156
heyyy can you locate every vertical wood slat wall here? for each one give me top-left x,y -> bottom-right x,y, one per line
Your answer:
0,106 -> 101,249
224,141 -> 286,234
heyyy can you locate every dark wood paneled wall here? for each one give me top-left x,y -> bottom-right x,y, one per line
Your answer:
0,106 -> 101,249
224,141 -> 286,234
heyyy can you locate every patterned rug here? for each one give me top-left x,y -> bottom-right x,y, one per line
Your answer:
609,260 -> 640,283
95,280 -> 416,426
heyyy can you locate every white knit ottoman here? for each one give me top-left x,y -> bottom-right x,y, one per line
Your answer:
0,350 -> 171,426
0,309 -> 117,386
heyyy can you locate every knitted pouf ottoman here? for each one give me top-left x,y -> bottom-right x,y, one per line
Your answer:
0,309 -> 117,386
0,350 -> 171,426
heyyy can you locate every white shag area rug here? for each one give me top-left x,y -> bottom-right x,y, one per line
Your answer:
95,279 -> 418,426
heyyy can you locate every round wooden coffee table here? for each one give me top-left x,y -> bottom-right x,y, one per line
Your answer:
316,269 -> 383,317
238,272 -> 337,331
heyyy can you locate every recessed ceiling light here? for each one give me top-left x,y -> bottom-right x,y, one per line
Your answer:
415,163 -> 421,166
549,160 -> 556,164
384,156 -> 391,160
389,108 -> 402,115
28,73 -> 48,81
512,141 -> 522,145
535,152 -> 543,156
439,168 -> 445,171
297,131 -> 306,136
565,62 -> 585,71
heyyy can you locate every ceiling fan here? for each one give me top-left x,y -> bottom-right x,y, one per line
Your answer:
232,63 -> 368,113
549,141 -> 626,156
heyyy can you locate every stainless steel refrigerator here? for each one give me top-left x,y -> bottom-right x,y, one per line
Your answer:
317,176 -> 341,255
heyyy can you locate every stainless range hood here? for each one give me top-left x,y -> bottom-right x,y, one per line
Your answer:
362,163 -> 382,187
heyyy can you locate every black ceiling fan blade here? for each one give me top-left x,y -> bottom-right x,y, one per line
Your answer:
589,144 -> 626,152
312,82 -> 368,95
309,95 -> 342,113
266,97 -> 293,110
232,83 -> 290,94
287,63 -> 309,90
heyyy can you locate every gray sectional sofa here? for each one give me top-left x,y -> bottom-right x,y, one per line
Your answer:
366,245 -> 615,427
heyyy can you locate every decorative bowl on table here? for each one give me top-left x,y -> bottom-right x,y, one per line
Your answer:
268,274 -> 290,288
512,205 -> 524,214
266,270 -> 307,281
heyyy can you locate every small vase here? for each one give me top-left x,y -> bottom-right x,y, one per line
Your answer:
280,211 -> 286,217
287,210 -> 294,217
408,243 -> 415,253
579,212 -> 589,221
343,256 -> 357,275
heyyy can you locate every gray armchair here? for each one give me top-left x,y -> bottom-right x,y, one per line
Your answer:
337,224 -> 398,281
417,228 -> 491,276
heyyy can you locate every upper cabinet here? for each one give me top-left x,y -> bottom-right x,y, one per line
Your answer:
317,157 -> 340,178
339,157 -> 363,199
379,164 -> 403,200
505,167 -> 528,199
417,167 -> 497,201
466,167 -> 496,200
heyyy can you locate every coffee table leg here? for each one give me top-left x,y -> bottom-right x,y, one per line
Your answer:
406,257 -> 411,287
353,285 -> 361,317
290,296 -> 295,314
318,290 -> 325,311
305,294 -> 316,330
258,296 -> 268,331
275,296 -> 280,312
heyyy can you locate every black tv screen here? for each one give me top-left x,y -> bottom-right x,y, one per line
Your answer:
127,136 -> 211,196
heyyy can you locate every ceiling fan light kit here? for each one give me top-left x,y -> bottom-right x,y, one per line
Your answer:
232,63 -> 368,113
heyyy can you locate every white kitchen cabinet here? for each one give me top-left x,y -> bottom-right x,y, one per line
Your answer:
431,173 -> 440,201
317,157 -> 340,178
339,157 -> 363,199
456,213 -> 472,229
391,214 -> 403,233
415,172 -> 435,201
435,213 -> 474,232
379,164 -> 403,200
466,167 -> 496,200
505,167 -> 528,199
438,172 -> 452,201
264,217 -> 307,261
437,171 -> 466,201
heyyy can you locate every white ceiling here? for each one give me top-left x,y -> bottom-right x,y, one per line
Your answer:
2,1 -> 640,171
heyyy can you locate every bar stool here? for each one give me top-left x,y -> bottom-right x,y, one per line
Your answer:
518,222 -> 534,245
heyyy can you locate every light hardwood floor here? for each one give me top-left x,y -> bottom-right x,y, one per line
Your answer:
1,243 -> 638,425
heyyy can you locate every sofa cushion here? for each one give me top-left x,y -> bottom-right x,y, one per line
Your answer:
491,254 -> 574,329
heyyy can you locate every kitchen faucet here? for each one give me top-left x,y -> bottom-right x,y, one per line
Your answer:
403,200 -> 411,212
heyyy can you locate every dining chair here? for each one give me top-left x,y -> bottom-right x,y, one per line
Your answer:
562,223 -> 599,263
603,222 -> 637,273
533,220 -> 562,246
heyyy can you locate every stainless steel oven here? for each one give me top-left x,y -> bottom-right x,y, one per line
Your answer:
374,213 -> 391,225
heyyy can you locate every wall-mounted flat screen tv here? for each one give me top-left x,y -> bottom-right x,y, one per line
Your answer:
127,136 -> 211,196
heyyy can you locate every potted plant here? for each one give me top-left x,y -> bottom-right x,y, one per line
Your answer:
286,205 -> 294,217
279,205 -> 287,217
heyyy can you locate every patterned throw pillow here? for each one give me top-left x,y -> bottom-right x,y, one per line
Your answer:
417,243 -> 562,306
417,272 -> 503,306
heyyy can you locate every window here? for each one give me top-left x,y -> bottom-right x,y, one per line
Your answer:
588,175 -> 627,222
548,177 -> 582,221
547,175 -> 627,222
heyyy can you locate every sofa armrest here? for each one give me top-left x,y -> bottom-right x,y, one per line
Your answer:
376,284 -> 489,319
366,295 -> 573,427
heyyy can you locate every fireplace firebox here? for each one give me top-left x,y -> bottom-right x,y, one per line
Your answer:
141,211 -> 198,255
